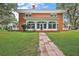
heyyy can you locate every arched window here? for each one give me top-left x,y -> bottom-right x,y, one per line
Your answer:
27,21 -> 35,29
48,22 -> 56,29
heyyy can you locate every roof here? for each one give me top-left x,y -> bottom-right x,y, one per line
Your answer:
16,9 -> 66,14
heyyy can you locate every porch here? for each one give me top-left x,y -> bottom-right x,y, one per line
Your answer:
25,20 -> 58,31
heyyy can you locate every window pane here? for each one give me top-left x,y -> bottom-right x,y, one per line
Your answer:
44,24 -> 46,29
27,23 -> 35,29
53,23 -> 56,29
31,24 -> 35,29
48,23 -> 52,29
37,24 -> 40,29
27,24 -> 30,29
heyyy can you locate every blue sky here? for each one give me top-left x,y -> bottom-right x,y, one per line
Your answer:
14,3 -> 56,21
18,3 -> 56,10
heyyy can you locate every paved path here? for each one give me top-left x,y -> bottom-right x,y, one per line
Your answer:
39,32 -> 64,56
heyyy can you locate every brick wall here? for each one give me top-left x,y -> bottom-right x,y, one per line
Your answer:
57,13 -> 63,31
32,13 -> 51,17
18,12 -> 63,32
19,13 -> 26,31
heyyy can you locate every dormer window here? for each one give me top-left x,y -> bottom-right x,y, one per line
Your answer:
26,14 -> 28,17
29,14 -> 31,17
51,14 -> 53,16
26,13 -> 32,17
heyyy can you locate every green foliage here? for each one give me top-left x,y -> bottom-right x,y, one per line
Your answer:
0,3 -> 17,25
21,24 -> 27,31
56,3 -> 79,29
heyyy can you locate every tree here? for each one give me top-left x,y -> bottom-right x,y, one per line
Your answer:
56,3 -> 79,29
0,3 -> 17,30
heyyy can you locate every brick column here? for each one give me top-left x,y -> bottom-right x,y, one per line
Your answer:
57,13 -> 63,32
19,13 -> 26,31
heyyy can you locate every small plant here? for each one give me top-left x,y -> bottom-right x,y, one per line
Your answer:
21,24 -> 27,31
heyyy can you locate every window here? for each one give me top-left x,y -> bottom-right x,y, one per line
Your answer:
27,24 -> 30,29
48,23 -> 53,29
31,24 -> 35,29
48,22 -> 56,29
44,24 -> 46,29
37,23 -> 40,29
27,22 -> 35,29
53,23 -> 56,29
29,14 -> 31,17
27,24 -> 35,29
51,14 -> 53,16
26,13 -> 32,17
26,14 -> 28,17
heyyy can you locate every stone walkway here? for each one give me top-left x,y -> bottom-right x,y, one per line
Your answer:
39,32 -> 64,56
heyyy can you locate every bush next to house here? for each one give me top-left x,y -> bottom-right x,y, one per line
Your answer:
21,24 -> 27,31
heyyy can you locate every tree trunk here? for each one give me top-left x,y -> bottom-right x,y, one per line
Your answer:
71,21 -> 77,30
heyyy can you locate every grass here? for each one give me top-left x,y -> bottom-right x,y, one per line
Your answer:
0,30 -> 38,56
46,30 -> 79,56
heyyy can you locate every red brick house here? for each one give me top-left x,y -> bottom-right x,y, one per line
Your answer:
17,5 -> 65,32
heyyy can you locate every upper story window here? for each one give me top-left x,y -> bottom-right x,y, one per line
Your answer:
29,14 -> 31,17
26,13 -> 32,17
51,14 -> 53,16
26,14 -> 32,17
26,14 -> 28,17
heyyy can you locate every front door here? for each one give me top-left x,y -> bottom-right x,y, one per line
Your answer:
40,23 -> 43,30
37,22 -> 46,30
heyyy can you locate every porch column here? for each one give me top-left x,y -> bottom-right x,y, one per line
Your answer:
56,22 -> 58,30
47,21 -> 49,29
57,13 -> 63,32
35,22 -> 37,30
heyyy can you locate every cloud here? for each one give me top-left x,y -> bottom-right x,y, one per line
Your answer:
18,3 -> 25,6
18,3 -> 40,9
17,3 -> 56,10
18,3 -> 32,9
43,6 -> 48,9
18,6 -> 29,9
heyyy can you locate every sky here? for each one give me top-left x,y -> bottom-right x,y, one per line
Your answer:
14,3 -> 56,21
17,3 -> 56,10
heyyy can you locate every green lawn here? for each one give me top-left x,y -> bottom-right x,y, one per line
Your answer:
47,30 -> 79,56
0,30 -> 38,56
1,30 -> 79,56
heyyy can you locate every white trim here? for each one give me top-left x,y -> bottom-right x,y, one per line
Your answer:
47,22 -> 48,29
26,29 -> 58,31
35,22 -> 37,30
17,9 -> 65,13
26,20 -> 57,31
